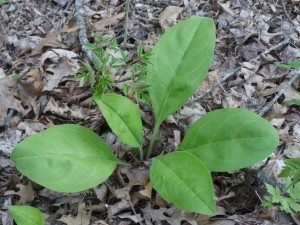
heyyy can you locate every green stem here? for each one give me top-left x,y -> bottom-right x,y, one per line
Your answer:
138,145 -> 144,161
146,123 -> 160,160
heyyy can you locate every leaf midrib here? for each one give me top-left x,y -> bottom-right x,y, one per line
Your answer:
181,135 -> 275,152
13,153 -> 118,164
155,19 -> 204,125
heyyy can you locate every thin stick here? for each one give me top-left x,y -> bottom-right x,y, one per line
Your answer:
75,0 -> 101,66
123,0 -> 132,48
281,0 -> 295,25
127,192 -> 144,225
187,38 -> 291,106
258,70 -> 300,116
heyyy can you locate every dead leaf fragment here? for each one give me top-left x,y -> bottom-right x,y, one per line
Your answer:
22,69 -> 43,94
4,183 -> 35,203
159,6 -> 183,31
43,97 -> 86,119
0,77 -> 27,126
40,49 -> 79,91
31,32 -> 67,55
58,203 -> 91,225
91,13 -> 125,31
139,182 -> 152,199
142,204 -> 197,225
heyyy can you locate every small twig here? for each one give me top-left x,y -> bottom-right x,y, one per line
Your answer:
281,0 -> 295,25
75,0 -> 101,66
123,0 -> 132,48
258,70 -> 300,116
187,38 -> 291,106
127,192 -> 145,225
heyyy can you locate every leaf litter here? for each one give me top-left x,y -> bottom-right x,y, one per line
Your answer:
0,0 -> 300,224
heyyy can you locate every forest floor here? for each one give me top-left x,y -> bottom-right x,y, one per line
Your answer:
0,0 -> 300,224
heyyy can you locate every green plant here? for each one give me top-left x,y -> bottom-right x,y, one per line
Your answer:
263,159 -> 300,213
0,0 -> 7,6
9,205 -> 44,225
11,16 -> 279,215
77,34 -> 150,103
278,60 -> 300,70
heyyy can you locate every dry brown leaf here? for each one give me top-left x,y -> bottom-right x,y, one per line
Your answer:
4,182 -> 35,203
22,69 -> 43,94
40,49 -> 79,91
142,204 -> 197,225
58,203 -> 91,225
61,23 -> 79,33
17,121 -> 45,137
139,182 -> 152,199
31,32 -> 67,55
0,77 -> 27,126
91,13 -> 125,31
159,6 -> 183,31
118,165 -> 149,186
43,58 -> 78,91
41,48 -> 79,64
43,97 -> 86,119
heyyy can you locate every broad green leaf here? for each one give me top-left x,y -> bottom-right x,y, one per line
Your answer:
148,16 -> 216,126
179,108 -> 279,172
9,205 -> 44,225
94,93 -> 142,148
150,151 -> 215,215
11,124 -> 120,192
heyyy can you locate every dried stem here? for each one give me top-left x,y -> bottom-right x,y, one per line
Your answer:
258,70 -> 300,116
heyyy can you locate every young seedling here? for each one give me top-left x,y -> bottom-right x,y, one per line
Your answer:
11,16 -> 279,215
77,34 -> 150,103
263,159 -> 300,213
